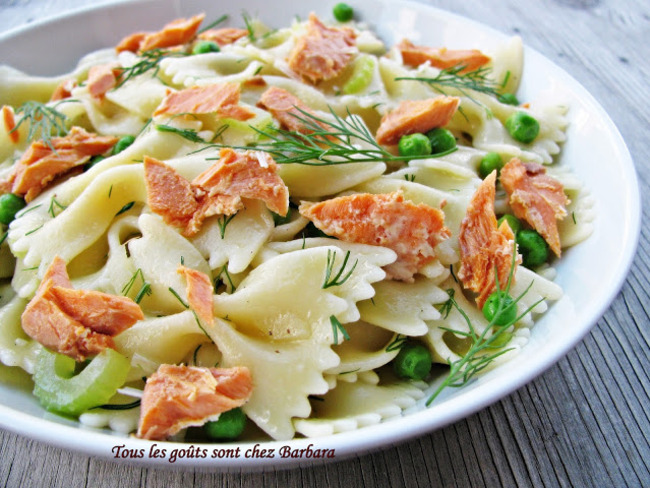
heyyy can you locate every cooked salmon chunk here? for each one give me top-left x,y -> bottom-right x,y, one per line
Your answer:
500,158 -> 569,257
397,39 -> 491,73
21,256 -> 144,361
258,86 -> 325,133
144,155 -> 199,229
458,172 -> 521,308
300,192 -> 451,281
1,105 -> 19,144
87,64 -> 118,99
116,14 -> 205,53
50,78 -> 77,102
188,148 -> 290,233
178,265 -> 214,326
375,96 -> 460,145
6,127 -> 117,202
137,364 -> 253,440
198,27 -> 248,46
153,83 -> 254,121
144,150 -> 289,237
288,13 -> 357,83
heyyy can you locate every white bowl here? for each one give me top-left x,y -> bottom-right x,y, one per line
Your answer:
0,0 -> 640,469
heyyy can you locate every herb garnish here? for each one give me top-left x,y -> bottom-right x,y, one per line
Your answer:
48,197 -> 67,218
396,66 -> 510,105
116,49 -> 188,87
122,268 -> 151,304
95,399 -> 141,410
427,251 -> 543,405
217,214 -> 237,239
322,249 -> 358,289
330,315 -> 350,344
386,334 -> 407,352
155,124 -> 207,143
210,106 -> 457,166
11,101 -> 70,150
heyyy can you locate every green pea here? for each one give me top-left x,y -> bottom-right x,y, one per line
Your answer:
426,128 -> 457,154
497,214 -> 521,234
393,342 -> 432,380
505,111 -> 540,144
333,3 -> 354,22
192,40 -> 220,55
398,133 -> 431,157
498,93 -> 519,106
483,291 -> 517,326
0,193 -> 26,225
204,407 -> 247,440
112,135 -> 136,155
478,152 -> 504,179
517,229 -> 549,268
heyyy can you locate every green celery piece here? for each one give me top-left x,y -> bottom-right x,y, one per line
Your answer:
33,348 -> 130,416
342,56 -> 375,95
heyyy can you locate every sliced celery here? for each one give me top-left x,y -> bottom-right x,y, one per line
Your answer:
342,56 -> 375,95
33,348 -> 130,416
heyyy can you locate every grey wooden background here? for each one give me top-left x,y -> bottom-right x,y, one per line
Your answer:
0,0 -> 648,486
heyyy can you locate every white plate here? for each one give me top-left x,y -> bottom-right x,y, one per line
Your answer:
0,0 -> 640,469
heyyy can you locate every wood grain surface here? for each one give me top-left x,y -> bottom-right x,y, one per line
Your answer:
0,0 -> 648,486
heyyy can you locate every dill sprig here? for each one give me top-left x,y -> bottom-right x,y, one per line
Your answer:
11,101 -> 69,150
330,315 -> 350,344
322,249 -> 358,289
209,106 -> 457,166
217,214 -> 237,239
155,124 -> 207,143
427,252 -> 543,405
48,197 -> 67,218
116,49 -> 188,87
95,399 -> 141,410
216,264 -> 237,293
122,268 -> 151,304
197,14 -> 229,34
396,66 -> 508,103
386,334 -> 407,352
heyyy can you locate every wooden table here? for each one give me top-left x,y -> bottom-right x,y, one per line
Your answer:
1,0 -> 648,486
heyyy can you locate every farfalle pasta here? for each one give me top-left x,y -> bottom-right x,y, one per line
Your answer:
0,6 -> 592,442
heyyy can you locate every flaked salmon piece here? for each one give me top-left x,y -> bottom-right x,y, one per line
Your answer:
122,14 -> 205,53
144,150 -> 289,237
258,86 -> 325,133
49,287 -> 145,336
288,13 -> 357,83
144,156 -> 199,229
115,31 -> 148,53
375,96 -> 460,145
500,158 -> 569,257
153,83 -> 254,121
177,265 -> 214,325
198,27 -> 248,46
137,364 -> 253,440
243,76 -> 267,88
397,39 -> 491,73
2,105 -> 19,144
21,256 -> 143,361
457,172 -> 521,309
87,64 -> 118,99
192,148 -> 289,215
50,78 -> 77,102
9,127 -> 118,202
299,192 -> 451,281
